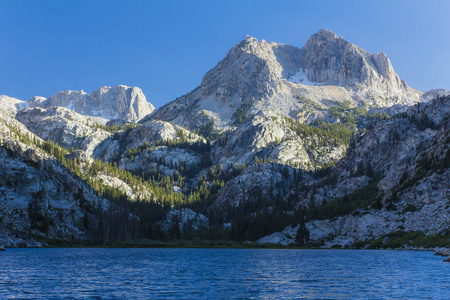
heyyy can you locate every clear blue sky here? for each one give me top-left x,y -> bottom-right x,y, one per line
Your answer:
1,0 -> 449,108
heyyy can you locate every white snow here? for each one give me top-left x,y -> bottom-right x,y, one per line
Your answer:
287,69 -> 320,86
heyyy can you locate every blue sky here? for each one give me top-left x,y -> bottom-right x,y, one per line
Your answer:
1,0 -> 449,108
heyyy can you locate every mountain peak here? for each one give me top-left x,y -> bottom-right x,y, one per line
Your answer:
29,85 -> 154,122
316,28 -> 339,39
245,34 -> 255,40
236,35 -> 260,50
303,29 -> 349,50
299,29 -> 412,102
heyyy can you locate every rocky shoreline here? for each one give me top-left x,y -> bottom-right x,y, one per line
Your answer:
434,247 -> 450,262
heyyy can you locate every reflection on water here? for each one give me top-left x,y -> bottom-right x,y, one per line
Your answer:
0,248 -> 449,299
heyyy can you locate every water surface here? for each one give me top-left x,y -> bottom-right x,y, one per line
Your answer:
1,248 -> 449,299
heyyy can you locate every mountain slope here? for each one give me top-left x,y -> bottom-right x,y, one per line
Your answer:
260,96 -> 450,246
0,95 -> 29,118
0,116 -> 111,246
141,29 -> 439,169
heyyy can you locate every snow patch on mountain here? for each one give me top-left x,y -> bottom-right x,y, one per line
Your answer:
287,69 -> 320,86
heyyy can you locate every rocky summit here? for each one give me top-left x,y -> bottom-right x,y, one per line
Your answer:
146,29 -> 428,133
1,29 -> 449,248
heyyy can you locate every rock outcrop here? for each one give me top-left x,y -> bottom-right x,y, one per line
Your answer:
158,208 -> 209,233
16,107 -> 111,156
211,163 -> 296,214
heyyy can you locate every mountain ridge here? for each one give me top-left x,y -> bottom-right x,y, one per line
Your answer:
146,29 -> 429,134
28,85 -> 155,123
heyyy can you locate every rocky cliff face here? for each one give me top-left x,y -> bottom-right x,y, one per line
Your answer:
299,29 -> 420,106
30,85 -> 155,122
145,35 -> 304,131
210,113 -> 347,168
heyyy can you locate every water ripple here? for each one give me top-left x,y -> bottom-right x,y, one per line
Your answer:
0,248 -> 449,299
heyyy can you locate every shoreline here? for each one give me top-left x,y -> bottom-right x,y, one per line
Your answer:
1,242 -> 446,252
3,243 -> 449,261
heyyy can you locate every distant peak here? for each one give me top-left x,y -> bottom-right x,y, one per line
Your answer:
302,28 -> 360,53
228,35 -> 261,55
243,34 -> 258,43
316,28 -> 339,39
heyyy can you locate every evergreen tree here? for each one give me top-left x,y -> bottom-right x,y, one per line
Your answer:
295,219 -> 310,247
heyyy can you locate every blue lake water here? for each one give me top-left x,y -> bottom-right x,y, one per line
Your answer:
0,248 -> 449,299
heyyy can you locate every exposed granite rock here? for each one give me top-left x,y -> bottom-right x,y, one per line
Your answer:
211,163 -> 297,216
158,208 -> 209,232
119,146 -> 202,179
96,173 -> 153,201
29,85 -> 155,122
299,29 -> 420,106
0,95 -> 29,118
16,106 -> 111,156
257,224 -> 298,245
147,29 -> 424,135
144,30 -> 430,175
85,120 -> 208,194
211,114 -> 347,169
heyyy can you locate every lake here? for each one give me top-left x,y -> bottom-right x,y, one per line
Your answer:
0,248 -> 449,299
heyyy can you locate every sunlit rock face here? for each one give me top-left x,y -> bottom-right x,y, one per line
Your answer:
0,95 -> 29,118
299,29 -> 420,106
29,85 -> 155,122
16,106 -> 111,156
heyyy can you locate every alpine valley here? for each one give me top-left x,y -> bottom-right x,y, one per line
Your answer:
1,29 -> 449,248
